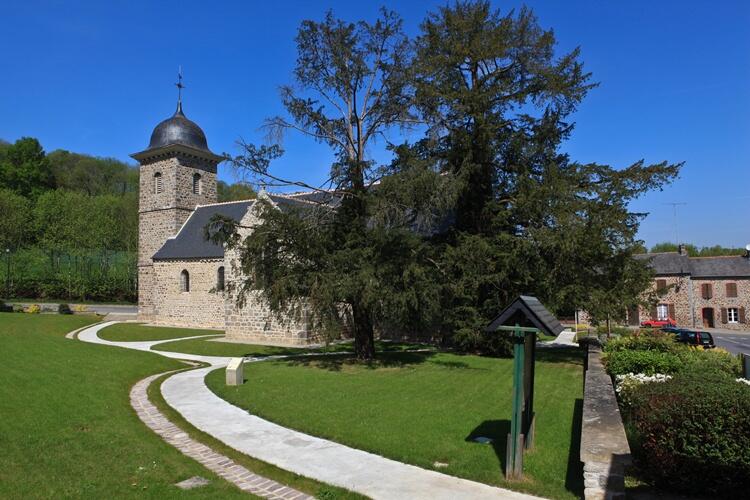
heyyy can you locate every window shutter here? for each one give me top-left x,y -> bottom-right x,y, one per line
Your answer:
726,283 -> 737,298
650,306 -> 658,320
702,284 -> 713,299
656,279 -> 666,292
668,304 -> 676,320
740,307 -> 746,324
721,308 -> 728,324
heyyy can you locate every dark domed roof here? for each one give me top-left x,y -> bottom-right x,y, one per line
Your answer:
148,102 -> 209,152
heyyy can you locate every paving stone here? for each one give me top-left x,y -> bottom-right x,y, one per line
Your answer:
129,371 -> 309,499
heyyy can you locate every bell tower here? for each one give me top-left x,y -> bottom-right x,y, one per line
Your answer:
131,74 -> 222,320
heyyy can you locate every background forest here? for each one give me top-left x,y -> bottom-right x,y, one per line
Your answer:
0,137 -> 253,302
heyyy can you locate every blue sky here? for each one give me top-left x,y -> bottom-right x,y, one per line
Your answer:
1,1 -> 748,248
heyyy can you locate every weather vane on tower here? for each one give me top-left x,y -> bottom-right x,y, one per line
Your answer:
175,66 -> 185,111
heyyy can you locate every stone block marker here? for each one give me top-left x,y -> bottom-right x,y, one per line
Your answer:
580,346 -> 631,500
226,358 -> 244,386
130,371 -> 312,499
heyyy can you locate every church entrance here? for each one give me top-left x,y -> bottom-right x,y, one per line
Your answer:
702,308 -> 715,328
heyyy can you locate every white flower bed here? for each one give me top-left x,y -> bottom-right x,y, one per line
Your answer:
737,378 -> 750,386
615,373 -> 672,407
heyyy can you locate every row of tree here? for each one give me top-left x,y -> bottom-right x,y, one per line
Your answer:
643,242 -> 747,257
0,137 -> 254,301
213,2 -> 684,359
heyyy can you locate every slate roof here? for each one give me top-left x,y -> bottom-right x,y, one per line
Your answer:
152,194 -> 335,261
485,295 -> 565,337
153,200 -> 253,260
634,252 -> 691,275
637,252 -> 750,278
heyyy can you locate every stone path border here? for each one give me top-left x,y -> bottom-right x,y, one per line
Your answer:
131,370 -> 313,500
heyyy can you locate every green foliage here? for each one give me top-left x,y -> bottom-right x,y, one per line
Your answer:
0,137 -> 54,199
402,1 -> 680,344
219,3 -> 681,360
677,347 -> 741,377
627,372 -> 750,496
0,188 -> 32,250
57,303 -> 72,315
604,349 -> 683,376
650,241 -> 746,256
225,8 -> 417,360
603,331 -> 680,353
217,180 -> 256,201
47,149 -> 138,195
603,331 -> 741,377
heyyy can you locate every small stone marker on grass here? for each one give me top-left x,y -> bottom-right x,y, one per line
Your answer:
226,358 -> 244,386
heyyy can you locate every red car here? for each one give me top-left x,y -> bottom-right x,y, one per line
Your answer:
641,318 -> 676,328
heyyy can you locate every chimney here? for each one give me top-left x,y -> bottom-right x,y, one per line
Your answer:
678,244 -> 688,256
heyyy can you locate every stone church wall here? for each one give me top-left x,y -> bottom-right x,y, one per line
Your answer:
222,199 -> 315,345
151,258 -> 226,329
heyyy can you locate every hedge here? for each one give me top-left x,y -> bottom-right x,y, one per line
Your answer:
627,371 -> 750,496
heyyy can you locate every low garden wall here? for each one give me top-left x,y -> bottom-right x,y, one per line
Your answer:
581,345 -> 631,500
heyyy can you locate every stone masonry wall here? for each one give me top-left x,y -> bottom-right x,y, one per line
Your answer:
151,259 -> 225,329
632,276 -> 750,330
690,277 -> 750,330
137,153 -> 218,321
223,197 -> 314,345
581,345 -> 631,500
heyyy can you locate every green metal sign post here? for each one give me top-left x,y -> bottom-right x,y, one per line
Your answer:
493,323 -> 540,479
484,295 -> 564,481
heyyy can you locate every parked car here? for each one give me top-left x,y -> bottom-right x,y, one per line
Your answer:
660,327 -> 716,349
675,329 -> 715,349
641,317 -> 676,328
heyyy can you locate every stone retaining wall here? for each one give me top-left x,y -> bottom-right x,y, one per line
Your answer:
581,345 -> 631,500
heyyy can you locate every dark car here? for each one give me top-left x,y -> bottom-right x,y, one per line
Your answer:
674,329 -> 715,349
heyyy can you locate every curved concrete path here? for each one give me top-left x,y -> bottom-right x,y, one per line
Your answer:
77,322 -> 542,500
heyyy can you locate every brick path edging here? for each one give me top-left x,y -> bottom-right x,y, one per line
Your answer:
130,370 -> 314,500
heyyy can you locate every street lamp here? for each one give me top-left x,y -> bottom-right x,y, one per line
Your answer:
5,248 -> 10,300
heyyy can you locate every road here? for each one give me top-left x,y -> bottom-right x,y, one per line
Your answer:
708,329 -> 750,356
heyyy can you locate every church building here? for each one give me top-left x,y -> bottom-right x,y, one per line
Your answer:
131,98 -> 318,345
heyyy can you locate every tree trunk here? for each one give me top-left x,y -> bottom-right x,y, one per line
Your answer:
352,301 -> 375,361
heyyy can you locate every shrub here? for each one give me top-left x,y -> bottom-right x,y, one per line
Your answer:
604,330 -> 680,354
0,301 -> 12,313
72,304 -> 88,313
12,304 -> 24,313
26,304 -> 41,314
452,328 -> 514,357
604,349 -> 682,376
58,303 -> 73,315
627,371 -> 750,495
677,347 -> 741,377
595,325 -> 633,337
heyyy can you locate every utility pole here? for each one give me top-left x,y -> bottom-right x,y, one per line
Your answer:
663,202 -> 687,244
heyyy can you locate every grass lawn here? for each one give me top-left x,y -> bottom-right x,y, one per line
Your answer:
155,335 -> 432,358
208,349 -> 584,500
98,322 -> 223,342
0,314 -> 355,499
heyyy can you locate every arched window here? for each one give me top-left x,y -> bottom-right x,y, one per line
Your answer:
192,173 -> 202,195
154,172 -> 163,194
217,266 -> 225,291
180,269 -> 190,292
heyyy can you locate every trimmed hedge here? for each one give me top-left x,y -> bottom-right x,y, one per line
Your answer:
627,372 -> 750,496
605,349 -> 683,375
